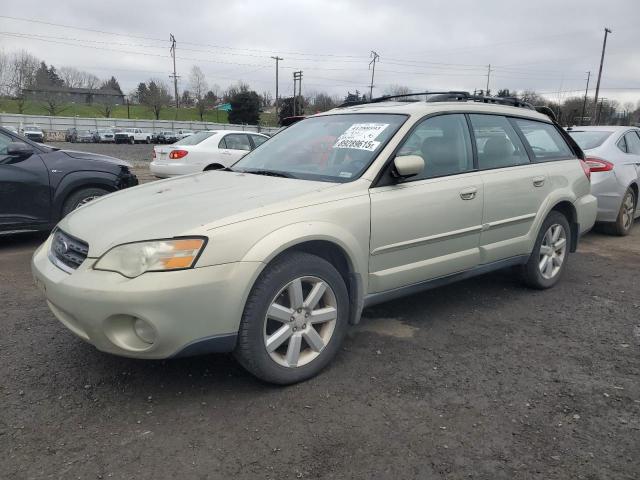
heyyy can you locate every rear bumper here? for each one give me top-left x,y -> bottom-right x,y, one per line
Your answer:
149,161 -> 197,178
574,194 -> 598,236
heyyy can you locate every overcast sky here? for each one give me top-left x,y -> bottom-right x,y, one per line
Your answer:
1,0 -> 639,106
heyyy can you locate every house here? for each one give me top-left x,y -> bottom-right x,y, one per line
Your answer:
23,86 -> 125,105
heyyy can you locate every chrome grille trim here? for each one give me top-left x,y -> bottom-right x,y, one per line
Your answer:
48,229 -> 89,273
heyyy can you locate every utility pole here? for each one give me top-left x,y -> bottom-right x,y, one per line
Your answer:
369,51 -> 379,100
169,33 -> 180,119
592,27 -> 612,125
292,71 -> 303,116
485,64 -> 492,96
270,56 -> 283,119
580,71 -> 591,126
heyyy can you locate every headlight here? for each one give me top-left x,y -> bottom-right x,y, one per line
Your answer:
93,237 -> 207,278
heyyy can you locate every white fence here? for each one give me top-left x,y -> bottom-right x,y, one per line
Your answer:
0,113 -> 279,137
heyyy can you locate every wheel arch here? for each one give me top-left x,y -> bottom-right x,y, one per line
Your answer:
204,163 -> 225,171
549,200 -> 578,252
241,226 -> 368,325
52,172 -> 118,222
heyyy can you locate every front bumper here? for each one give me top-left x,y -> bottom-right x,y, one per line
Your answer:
31,236 -> 262,359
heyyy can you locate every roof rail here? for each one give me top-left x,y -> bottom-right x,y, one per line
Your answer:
338,91 -> 535,111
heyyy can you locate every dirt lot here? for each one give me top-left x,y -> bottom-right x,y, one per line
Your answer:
1,143 -> 639,479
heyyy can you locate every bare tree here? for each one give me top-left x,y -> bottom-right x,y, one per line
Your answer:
260,90 -> 273,108
139,79 -> 172,119
189,66 -> 208,120
35,90 -> 69,116
59,66 -> 85,88
0,50 -> 9,96
383,84 -> 412,97
81,72 -> 100,90
8,50 -> 39,113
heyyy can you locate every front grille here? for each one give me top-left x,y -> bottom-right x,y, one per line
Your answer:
49,229 -> 89,272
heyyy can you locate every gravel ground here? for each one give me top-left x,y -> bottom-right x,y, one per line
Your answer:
1,143 -> 639,479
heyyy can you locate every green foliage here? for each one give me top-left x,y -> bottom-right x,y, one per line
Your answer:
278,96 -> 304,124
228,90 -> 261,125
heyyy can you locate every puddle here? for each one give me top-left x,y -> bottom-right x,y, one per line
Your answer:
356,317 -> 419,338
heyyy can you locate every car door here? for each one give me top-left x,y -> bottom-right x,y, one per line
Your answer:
369,113 -> 484,293
0,133 -> 51,231
471,115 -> 559,263
219,134 -> 252,164
622,130 -> 640,217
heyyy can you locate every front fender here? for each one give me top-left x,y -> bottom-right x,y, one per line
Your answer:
52,171 -> 119,222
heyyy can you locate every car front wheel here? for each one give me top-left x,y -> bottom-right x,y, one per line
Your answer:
521,211 -> 570,289
61,187 -> 110,217
235,251 -> 349,384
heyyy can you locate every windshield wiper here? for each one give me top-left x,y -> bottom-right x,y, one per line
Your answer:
242,169 -> 296,179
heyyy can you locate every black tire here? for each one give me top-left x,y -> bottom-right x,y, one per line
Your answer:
602,188 -> 636,236
130,136 -> 135,145
521,211 -> 571,290
146,137 -> 151,144
234,251 -> 349,385
61,187 -> 110,217
204,164 -> 224,171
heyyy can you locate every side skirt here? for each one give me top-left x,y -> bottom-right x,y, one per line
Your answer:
363,255 -> 529,308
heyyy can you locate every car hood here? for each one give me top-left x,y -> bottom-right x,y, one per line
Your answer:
61,150 -> 132,168
59,171 -> 344,257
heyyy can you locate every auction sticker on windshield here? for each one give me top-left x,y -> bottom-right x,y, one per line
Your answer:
333,123 -> 389,151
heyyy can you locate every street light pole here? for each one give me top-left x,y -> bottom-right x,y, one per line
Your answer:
592,27 -> 612,125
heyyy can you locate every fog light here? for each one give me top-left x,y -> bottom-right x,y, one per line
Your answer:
133,318 -> 156,344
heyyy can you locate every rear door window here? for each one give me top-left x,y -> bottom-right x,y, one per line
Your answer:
624,131 -> 640,155
224,134 -> 251,151
469,114 -> 529,170
250,135 -> 268,148
513,119 -> 574,161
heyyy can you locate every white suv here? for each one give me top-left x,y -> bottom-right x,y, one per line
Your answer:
32,93 -> 597,384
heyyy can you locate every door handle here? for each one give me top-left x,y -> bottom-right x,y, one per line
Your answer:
532,176 -> 546,187
459,187 -> 477,200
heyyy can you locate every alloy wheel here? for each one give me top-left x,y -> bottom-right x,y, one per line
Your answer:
538,224 -> 567,279
75,196 -> 100,209
263,276 -> 338,368
621,191 -> 635,231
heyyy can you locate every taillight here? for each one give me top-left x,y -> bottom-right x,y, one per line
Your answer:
169,150 -> 188,159
579,159 -> 591,181
585,156 -> 614,173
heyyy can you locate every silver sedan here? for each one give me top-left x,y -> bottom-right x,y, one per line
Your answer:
568,126 -> 640,235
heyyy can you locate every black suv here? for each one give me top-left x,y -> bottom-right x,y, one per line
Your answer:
0,127 -> 138,235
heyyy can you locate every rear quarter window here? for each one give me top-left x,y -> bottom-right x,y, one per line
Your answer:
513,119 -> 573,161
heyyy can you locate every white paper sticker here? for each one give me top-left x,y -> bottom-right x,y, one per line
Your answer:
333,123 -> 389,151
338,171 -> 353,178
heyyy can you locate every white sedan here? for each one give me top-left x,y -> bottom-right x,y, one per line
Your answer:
150,130 -> 270,178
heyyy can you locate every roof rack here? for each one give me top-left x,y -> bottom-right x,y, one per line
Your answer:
338,91 -> 535,110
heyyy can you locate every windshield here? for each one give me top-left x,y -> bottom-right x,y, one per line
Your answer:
175,131 -> 216,145
568,130 -> 613,150
232,113 -> 407,182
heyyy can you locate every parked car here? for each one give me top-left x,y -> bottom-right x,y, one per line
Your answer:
23,125 -> 45,143
97,128 -> 116,143
31,94 -> 597,384
115,128 -> 151,144
157,130 -> 178,144
0,126 -> 138,235
65,128 -> 78,143
567,126 -> 640,235
176,129 -> 194,140
76,129 -> 97,143
150,130 -> 269,178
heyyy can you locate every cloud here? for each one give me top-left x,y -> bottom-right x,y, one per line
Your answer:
1,0 -> 638,104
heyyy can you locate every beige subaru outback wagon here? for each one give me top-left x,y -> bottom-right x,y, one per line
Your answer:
32,93 -> 597,384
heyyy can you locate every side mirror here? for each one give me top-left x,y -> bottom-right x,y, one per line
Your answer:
7,142 -> 34,158
393,155 -> 424,179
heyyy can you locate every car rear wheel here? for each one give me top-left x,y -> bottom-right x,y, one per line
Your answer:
604,188 -> 636,236
234,251 -> 349,384
61,187 -> 110,217
130,137 -> 135,145
521,211 -> 570,289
